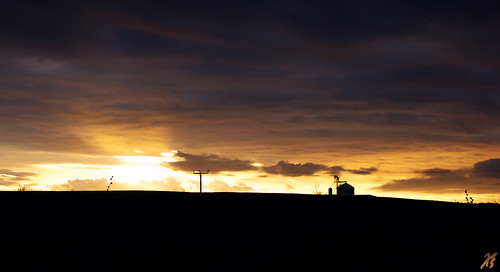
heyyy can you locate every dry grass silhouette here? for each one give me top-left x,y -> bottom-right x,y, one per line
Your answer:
312,184 -> 325,195
465,189 -> 474,204
17,184 -> 32,191
107,176 -> 113,191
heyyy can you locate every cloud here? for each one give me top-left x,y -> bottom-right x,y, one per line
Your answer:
49,178 -> 111,191
262,161 -> 378,177
262,161 -> 329,177
472,158 -> 500,179
374,158 -> 500,194
0,169 -> 38,186
0,180 -> 18,187
49,178 -> 187,191
347,167 -> 378,175
165,151 -> 257,173
420,168 -> 453,175
205,180 -> 253,192
139,179 -> 185,192
329,166 -> 346,175
1,0 -> 500,202
374,174 -> 467,194
0,169 -> 38,180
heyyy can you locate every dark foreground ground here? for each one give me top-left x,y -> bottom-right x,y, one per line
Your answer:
1,191 -> 499,271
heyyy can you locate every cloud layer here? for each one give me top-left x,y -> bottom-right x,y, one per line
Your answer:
205,180 -> 253,192
261,161 -> 377,177
0,169 -> 38,186
49,177 -> 251,193
375,158 -> 500,194
1,0 -> 499,157
166,151 -> 377,178
50,178 -> 186,191
166,151 -> 257,173
262,161 -> 330,177
1,1 -> 499,197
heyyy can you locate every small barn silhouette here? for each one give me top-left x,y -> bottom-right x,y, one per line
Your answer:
337,182 -> 354,196
329,176 -> 355,196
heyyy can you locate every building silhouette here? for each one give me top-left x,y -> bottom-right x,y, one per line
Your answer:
337,182 -> 354,196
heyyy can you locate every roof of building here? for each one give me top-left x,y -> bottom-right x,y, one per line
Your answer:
338,182 -> 354,188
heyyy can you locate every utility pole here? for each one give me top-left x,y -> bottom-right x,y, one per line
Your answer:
193,170 -> 209,193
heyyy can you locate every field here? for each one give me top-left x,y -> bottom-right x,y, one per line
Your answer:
2,191 -> 499,271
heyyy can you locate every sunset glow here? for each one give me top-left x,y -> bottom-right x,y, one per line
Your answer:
1,1 -> 500,202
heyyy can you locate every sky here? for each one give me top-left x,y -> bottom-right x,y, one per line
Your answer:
1,0 -> 500,202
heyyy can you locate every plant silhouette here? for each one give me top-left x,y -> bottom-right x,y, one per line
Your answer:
465,189 -> 474,204
107,176 -> 113,191
313,184 -> 324,195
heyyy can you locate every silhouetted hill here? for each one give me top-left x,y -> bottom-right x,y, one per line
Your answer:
1,191 -> 499,271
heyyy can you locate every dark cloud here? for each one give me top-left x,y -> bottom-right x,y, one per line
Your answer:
329,166 -> 346,175
166,153 -> 376,178
262,161 -> 379,177
0,1 -> 87,53
374,174 -> 467,194
420,168 -> 453,175
472,158 -> 500,179
347,167 -> 378,175
0,169 -> 38,186
263,161 -> 329,177
374,158 -> 500,194
165,151 -> 257,173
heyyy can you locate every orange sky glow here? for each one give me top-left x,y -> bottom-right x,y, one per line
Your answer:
1,1 -> 500,202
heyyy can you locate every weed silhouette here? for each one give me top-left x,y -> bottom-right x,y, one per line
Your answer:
465,189 -> 474,204
107,176 -> 113,191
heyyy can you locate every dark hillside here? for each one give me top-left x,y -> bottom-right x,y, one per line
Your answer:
1,191 -> 498,271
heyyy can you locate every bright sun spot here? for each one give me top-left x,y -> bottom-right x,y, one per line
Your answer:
110,152 -> 180,185
33,151 -> 184,190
